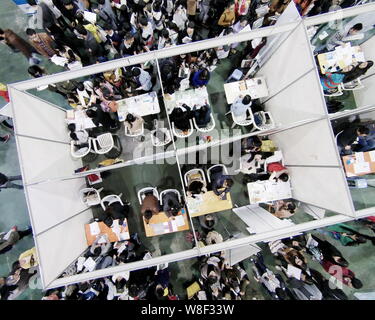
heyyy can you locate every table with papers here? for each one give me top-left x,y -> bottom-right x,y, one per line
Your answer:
247,180 -> 292,204
85,219 -> 130,245
117,91 -> 160,121
223,77 -> 269,104
143,208 -> 190,237
317,43 -> 365,74
66,109 -> 96,130
187,191 -> 233,217
342,151 -> 375,177
164,87 -> 209,114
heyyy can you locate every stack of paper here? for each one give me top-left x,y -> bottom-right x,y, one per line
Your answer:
175,215 -> 185,227
89,222 -> 100,236
353,162 -> 370,174
369,150 -> 375,162
83,257 -> 96,272
170,220 -> 178,232
355,152 -> 365,163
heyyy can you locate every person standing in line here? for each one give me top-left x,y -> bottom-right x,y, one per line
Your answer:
0,173 -> 23,191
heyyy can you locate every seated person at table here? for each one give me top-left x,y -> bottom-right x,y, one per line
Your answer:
325,23 -> 363,51
267,200 -> 297,219
337,124 -> 369,155
343,60 -> 374,83
141,192 -> 160,224
190,68 -> 210,88
242,136 -> 262,154
162,191 -> 182,218
210,167 -> 234,200
132,67 -> 153,92
230,95 -> 252,120
97,202 -> 130,228
169,104 -> 192,134
86,105 -> 118,131
124,113 -> 144,135
267,161 -> 289,182
187,172 -> 207,198
192,104 -> 211,128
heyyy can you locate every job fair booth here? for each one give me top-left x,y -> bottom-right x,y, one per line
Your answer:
4,2 -> 375,289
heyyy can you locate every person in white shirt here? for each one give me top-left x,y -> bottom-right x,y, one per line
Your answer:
230,95 -> 252,120
132,67 -> 153,92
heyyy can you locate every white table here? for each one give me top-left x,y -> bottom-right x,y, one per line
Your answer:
117,91 -> 160,121
317,43 -> 365,74
224,77 -> 269,104
247,180 -> 292,204
66,109 -> 96,130
164,87 -> 209,114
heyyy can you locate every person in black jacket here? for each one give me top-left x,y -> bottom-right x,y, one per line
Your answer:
169,104 -> 192,132
86,105 -> 118,131
192,104 -> 211,128
337,124 -> 369,154
343,61 -> 374,83
312,235 -> 349,267
162,191 -> 182,218
178,21 -> 201,44
97,202 -> 130,227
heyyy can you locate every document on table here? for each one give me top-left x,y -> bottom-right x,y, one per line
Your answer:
318,30 -> 329,40
119,232 -> 130,241
355,152 -> 365,163
152,223 -> 167,234
170,220 -> 178,232
353,162 -> 370,174
83,257 -> 96,272
369,150 -> 375,162
89,222 -> 100,236
174,215 -> 185,227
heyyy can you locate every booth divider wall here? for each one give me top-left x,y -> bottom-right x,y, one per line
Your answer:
8,5 -> 375,289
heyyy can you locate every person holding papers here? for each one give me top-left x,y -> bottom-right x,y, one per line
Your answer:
178,21 -> 201,44
210,167 -> 234,200
325,23 -> 363,51
131,67 -> 153,92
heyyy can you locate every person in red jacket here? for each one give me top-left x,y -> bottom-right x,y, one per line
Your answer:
321,259 -> 363,289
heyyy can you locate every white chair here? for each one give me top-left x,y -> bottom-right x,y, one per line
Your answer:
100,194 -> 124,211
151,128 -> 172,147
252,111 -> 275,131
70,139 -> 92,159
323,85 -> 343,97
227,109 -> 254,128
172,120 -> 194,138
341,78 -> 364,91
193,113 -> 216,133
262,150 -> 284,173
124,122 -> 145,138
137,187 -> 159,205
184,168 -> 207,188
79,187 -> 103,206
91,133 -> 114,154
207,164 -> 229,183
159,189 -> 182,205
226,69 -> 243,83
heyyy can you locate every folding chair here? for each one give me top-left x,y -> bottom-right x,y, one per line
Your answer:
91,133 -> 114,154
192,113 -> 216,132
172,120 -> 194,138
341,78 -> 364,91
159,189 -> 182,205
184,168 -> 207,188
253,111 -> 275,131
207,164 -> 229,183
137,187 -> 159,205
79,187 -> 103,206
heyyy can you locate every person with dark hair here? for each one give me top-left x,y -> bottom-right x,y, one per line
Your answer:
199,214 -> 218,233
324,223 -> 374,246
86,105 -> 118,131
210,166 -> 234,200
241,136 -> 262,154
120,32 -> 139,56
309,269 -> 348,300
251,253 -> 289,300
200,255 -> 223,298
162,191 -> 182,218
169,104 -> 192,133
131,67 -> 152,92
124,112 -> 144,137
0,172 -> 23,191
266,160 -> 289,182
230,94 -> 252,120
97,201 -> 130,228
138,15 -> 154,48
96,0 -> 118,30
76,24 -> 106,62
157,28 -> 171,50
141,192 -> 160,224
27,65 -> 47,78
268,199 -> 296,219
192,104 -> 211,128
26,28 -> 56,58
326,23 -> 363,51
191,68 -> 210,87
311,235 -> 349,267
217,1 -> 236,28
343,61 -> 374,83
321,258 -> 362,289
178,20 -> 201,44
337,124 -> 370,154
